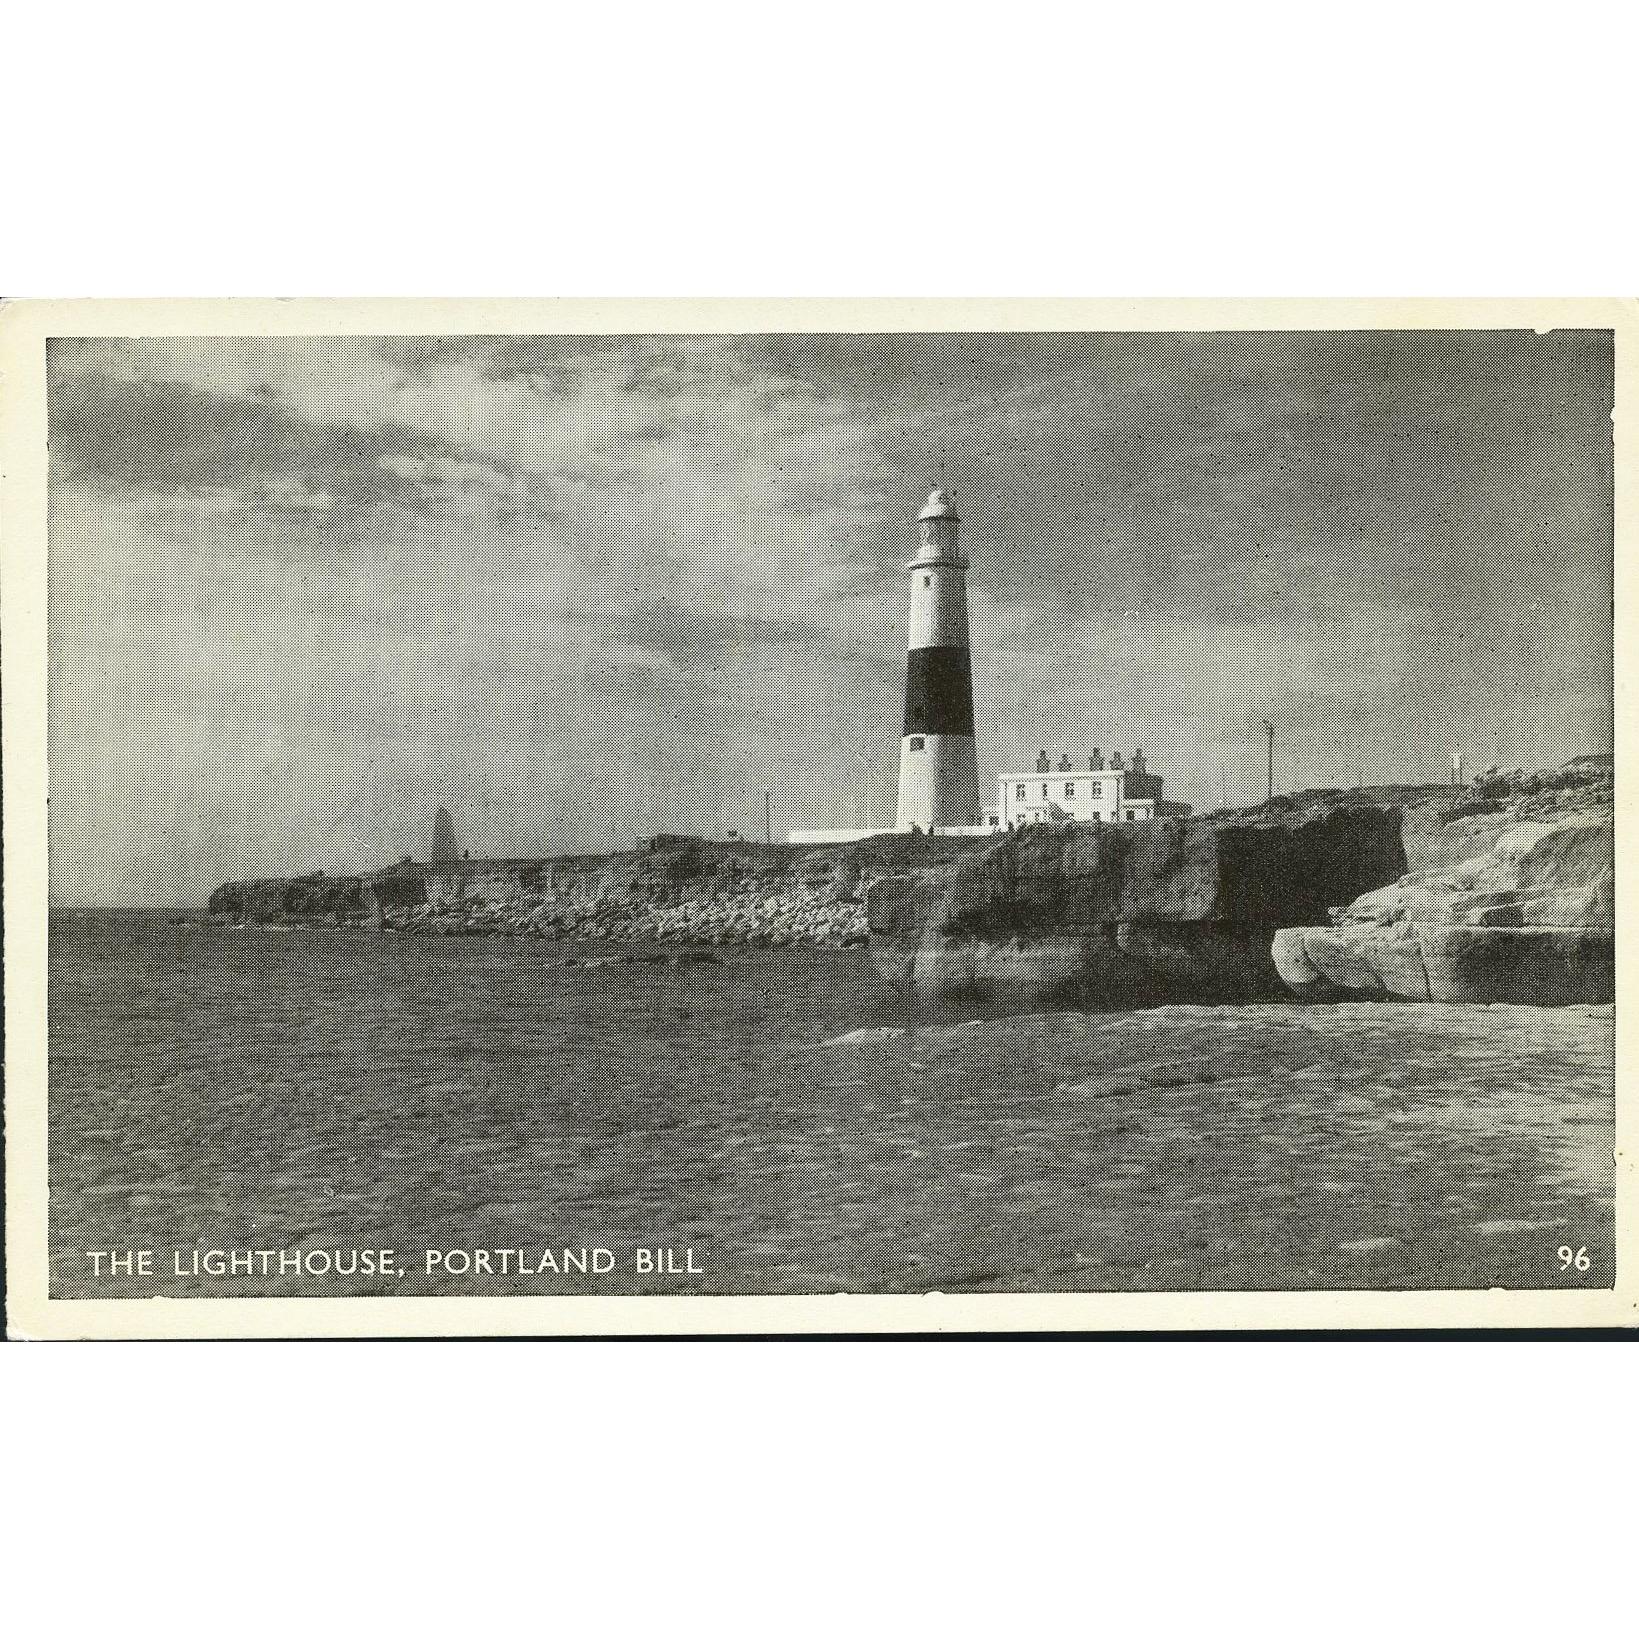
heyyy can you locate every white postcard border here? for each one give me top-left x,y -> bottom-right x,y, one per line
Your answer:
5,296 -> 1633,1337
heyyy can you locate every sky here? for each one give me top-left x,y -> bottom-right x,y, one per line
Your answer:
47,328 -> 1613,907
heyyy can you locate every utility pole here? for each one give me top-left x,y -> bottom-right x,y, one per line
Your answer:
1262,720 -> 1274,802
763,790 -> 771,846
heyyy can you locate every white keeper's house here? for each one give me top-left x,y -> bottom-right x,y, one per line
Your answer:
990,747 -> 1180,829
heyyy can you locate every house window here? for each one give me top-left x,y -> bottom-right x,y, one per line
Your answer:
1065,782 -> 1075,798
1042,783 -> 1049,800
1125,809 -> 1135,821
909,736 -> 925,751
1092,781 -> 1102,797
1015,784 -> 1026,800
923,575 -> 932,587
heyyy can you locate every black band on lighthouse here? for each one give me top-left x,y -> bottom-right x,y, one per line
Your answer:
902,645 -> 976,738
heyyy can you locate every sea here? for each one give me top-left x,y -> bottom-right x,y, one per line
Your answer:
48,910 -> 949,1300
47,910 -> 1616,1298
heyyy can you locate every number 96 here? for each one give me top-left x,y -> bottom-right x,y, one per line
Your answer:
1557,1245 -> 1591,1272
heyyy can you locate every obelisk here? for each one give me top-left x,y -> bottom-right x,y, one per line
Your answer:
431,806 -> 459,865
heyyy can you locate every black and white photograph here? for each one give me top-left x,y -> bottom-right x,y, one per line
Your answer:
2,300 -> 1627,1334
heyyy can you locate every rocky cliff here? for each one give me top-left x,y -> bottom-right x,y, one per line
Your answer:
1273,759 -> 1614,1005
207,833 -> 994,949
865,805 -> 1408,1007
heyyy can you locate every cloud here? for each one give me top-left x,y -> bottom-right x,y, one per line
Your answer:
45,328 -> 1614,904
48,362 -> 537,524
611,599 -> 816,673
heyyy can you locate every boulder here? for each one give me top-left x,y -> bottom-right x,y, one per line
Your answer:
1333,819 -> 1611,931
1273,815 -> 1613,1005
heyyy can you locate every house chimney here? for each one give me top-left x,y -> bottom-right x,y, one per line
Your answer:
1057,753 -> 1072,771
1036,750 -> 1050,773
1132,747 -> 1146,773
1111,750 -> 1125,771
1091,747 -> 1104,769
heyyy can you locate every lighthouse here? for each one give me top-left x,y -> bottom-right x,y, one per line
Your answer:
895,487 -> 981,831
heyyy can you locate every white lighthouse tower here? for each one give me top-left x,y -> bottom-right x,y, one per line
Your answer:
895,487 -> 982,831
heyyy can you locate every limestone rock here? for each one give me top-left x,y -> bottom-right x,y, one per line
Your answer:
1273,813 -> 1613,1005
866,805 -> 1406,1006
207,836 -> 886,948
1332,819 -> 1611,932
823,1026 -> 908,1047
1277,921 -> 1612,1005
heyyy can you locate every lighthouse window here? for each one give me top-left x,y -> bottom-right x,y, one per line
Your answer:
923,575 -> 932,587
909,736 -> 925,751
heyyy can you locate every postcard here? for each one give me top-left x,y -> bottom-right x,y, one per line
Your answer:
3,298 -> 1630,1335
